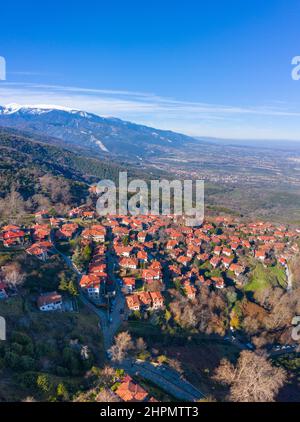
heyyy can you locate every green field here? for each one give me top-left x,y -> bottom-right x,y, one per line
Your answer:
244,263 -> 287,292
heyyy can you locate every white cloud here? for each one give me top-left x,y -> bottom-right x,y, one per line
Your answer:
0,82 -> 300,140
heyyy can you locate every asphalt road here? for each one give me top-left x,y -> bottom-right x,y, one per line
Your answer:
121,359 -> 206,402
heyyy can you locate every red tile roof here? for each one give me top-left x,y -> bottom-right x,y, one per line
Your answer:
115,377 -> 148,402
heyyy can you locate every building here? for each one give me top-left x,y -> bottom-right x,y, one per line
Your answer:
2,229 -> 26,247
82,225 -> 106,242
142,269 -> 160,281
255,249 -> 267,262
115,375 -> 148,402
184,283 -> 197,300
137,232 -> 147,242
37,292 -> 62,311
212,277 -> 225,289
137,250 -> 148,263
26,241 -> 52,261
229,263 -> 244,277
35,210 -> 49,220
80,274 -> 104,299
149,291 -> 164,309
119,258 -> 138,270
123,277 -> 136,293
125,294 -> 141,312
137,291 -> 152,308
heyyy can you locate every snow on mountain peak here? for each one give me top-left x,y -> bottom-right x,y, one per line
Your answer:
0,103 -> 90,117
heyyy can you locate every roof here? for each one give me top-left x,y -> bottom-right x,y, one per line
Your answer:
2,225 -> 20,232
229,263 -> 244,273
149,291 -> 164,303
115,378 -> 148,402
142,269 -> 160,279
80,274 -> 104,288
37,292 -> 62,307
3,230 -> 25,239
137,291 -> 152,305
26,241 -> 52,256
185,283 -> 196,297
123,277 -> 135,286
126,295 -> 140,309
119,257 -> 138,267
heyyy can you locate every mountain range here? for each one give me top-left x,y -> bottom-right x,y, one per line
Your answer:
0,104 -> 202,159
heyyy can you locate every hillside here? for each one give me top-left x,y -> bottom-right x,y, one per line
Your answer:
0,127 -> 153,219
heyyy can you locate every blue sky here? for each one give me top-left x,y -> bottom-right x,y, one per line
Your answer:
0,0 -> 300,139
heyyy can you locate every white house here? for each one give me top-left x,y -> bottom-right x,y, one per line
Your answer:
37,292 -> 63,311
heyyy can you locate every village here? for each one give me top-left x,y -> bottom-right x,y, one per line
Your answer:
0,202 -> 298,314
1,195 -> 300,402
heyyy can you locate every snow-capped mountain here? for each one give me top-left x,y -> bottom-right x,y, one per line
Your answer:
0,104 -> 201,158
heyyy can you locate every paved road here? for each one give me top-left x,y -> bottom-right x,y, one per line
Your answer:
269,344 -> 299,357
121,359 -> 206,402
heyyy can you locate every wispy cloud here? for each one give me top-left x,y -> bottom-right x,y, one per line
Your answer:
8,71 -> 62,77
0,82 -> 300,140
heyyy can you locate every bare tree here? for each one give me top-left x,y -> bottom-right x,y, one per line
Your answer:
169,287 -> 227,335
144,279 -> 164,292
100,366 -> 116,388
214,351 -> 287,402
168,358 -> 184,375
0,186 -> 25,223
22,396 -> 37,402
40,174 -> 71,206
136,337 -> 147,353
2,262 -> 25,289
95,388 -> 120,402
109,331 -> 134,363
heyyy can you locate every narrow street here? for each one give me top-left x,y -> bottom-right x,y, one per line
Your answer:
51,228 -> 124,350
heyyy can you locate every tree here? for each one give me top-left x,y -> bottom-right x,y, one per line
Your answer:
58,273 -> 69,291
56,383 -> 69,401
168,358 -> 184,375
169,287 -> 228,335
0,186 -> 25,223
95,388 -> 120,402
109,331 -> 134,363
99,366 -> 116,388
36,374 -> 51,394
22,396 -> 37,402
214,351 -> 287,402
73,244 -> 92,271
40,174 -> 72,207
2,262 -> 25,289
136,337 -> 147,353
59,273 -> 78,296
144,279 -> 164,292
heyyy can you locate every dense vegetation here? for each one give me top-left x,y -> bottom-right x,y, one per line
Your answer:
0,128 -> 144,221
